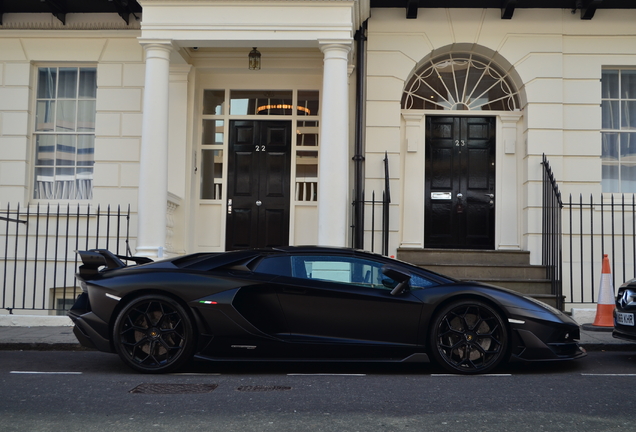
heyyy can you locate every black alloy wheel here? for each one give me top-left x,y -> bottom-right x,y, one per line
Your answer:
430,300 -> 508,374
113,294 -> 195,373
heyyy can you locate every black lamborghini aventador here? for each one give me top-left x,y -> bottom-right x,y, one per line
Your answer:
68,246 -> 585,374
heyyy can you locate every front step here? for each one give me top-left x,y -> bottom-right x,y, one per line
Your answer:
465,278 -> 550,294
422,264 -> 546,280
397,248 -> 557,306
399,248 -> 533,266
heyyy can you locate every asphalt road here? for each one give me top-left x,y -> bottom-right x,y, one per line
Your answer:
1,350 -> 635,432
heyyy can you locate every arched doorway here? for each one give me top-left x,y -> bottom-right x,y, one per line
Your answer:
400,47 -> 523,250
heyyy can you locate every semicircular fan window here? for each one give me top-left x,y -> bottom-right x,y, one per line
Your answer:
401,53 -> 520,111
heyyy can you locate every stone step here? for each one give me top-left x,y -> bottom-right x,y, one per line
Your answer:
461,278 -> 553,295
397,248 -> 557,306
423,263 -> 547,280
398,248 -> 532,266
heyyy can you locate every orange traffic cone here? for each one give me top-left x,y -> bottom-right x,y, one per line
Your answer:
592,254 -> 615,327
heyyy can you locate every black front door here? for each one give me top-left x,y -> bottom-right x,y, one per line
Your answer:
226,120 -> 291,250
425,116 -> 495,250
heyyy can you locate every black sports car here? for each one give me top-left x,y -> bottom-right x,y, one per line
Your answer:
68,246 -> 585,374
613,279 -> 636,341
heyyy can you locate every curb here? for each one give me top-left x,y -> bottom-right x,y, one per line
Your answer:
581,323 -> 614,332
0,343 -> 91,351
580,343 -> 636,352
0,315 -> 73,327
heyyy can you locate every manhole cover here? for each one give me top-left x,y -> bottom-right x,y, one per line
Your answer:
236,385 -> 292,392
129,383 -> 219,394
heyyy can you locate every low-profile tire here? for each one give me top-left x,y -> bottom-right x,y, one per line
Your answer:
429,299 -> 508,375
113,294 -> 195,374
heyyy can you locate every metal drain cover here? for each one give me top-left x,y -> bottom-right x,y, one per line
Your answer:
130,383 -> 219,394
236,385 -> 292,392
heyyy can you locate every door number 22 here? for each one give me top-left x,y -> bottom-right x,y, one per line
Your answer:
255,145 -> 266,151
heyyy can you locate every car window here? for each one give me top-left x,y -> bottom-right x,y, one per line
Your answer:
254,254 -> 437,291
253,256 -> 292,277
409,274 -> 436,289
290,256 -> 397,291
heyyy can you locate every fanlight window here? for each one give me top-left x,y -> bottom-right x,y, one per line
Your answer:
402,53 -> 520,111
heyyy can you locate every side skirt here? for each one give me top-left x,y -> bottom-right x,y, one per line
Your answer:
193,353 -> 430,363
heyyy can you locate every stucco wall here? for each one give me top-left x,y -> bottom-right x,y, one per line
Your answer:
365,8 -> 636,262
0,31 -> 144,209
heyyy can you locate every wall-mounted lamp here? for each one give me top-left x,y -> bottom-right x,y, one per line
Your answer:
249,47 -> 261,70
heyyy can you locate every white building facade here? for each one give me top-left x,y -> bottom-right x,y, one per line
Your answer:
1,0 -> 636,311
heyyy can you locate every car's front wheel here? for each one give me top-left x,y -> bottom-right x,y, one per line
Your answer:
113,294 -> 195,373
430,299 -> 508,374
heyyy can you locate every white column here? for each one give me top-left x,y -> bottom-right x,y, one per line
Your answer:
136,42 -> 172,259
318,42 -> 351,247
165,65 -> 191,256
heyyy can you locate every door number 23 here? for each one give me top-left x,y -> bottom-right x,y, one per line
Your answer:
255,145 -> 266,151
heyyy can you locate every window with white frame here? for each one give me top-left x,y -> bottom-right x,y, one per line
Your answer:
401,52 -> 520,111
602,69 -> 636,193
198,89 -> 319,202
294,90 -> 319,202
33,67 -> 97,200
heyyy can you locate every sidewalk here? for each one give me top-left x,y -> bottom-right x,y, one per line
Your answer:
0,323 -> 634,352
0,325 -> 83,351
578,325 -> 636,351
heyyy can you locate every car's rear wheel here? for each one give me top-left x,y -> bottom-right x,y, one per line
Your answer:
430,299 -> 508,374
113,294 -> 195,373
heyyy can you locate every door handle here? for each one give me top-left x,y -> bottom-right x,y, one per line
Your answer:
228,199 -> 232,214
485,194 -> 494,208
256,200 -> 262,206
456,193 -> 464,213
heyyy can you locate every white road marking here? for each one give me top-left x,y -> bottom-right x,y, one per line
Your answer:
10,371 -> 82,375
581,373 -> 636,376
287,373 -> 366,376
431,373 -> 512,377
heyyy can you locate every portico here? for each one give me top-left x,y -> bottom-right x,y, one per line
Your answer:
134,0 -> 368,258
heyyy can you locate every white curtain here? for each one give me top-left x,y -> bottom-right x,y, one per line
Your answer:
35,177 -> 93,200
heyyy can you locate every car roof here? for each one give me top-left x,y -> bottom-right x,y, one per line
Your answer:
170,246 -> 379,271
271,245 -> 360,254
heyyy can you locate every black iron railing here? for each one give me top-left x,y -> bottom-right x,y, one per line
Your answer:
1,203 -> 131,314
351,152 -> 391,255
541,154 -> 564,310
563,193 -> 636,304
542,154 -> 636,306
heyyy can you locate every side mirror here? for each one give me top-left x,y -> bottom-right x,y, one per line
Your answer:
381,265 -> 411,296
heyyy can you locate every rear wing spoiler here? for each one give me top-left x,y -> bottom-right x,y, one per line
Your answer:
77,249 -> 153,277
